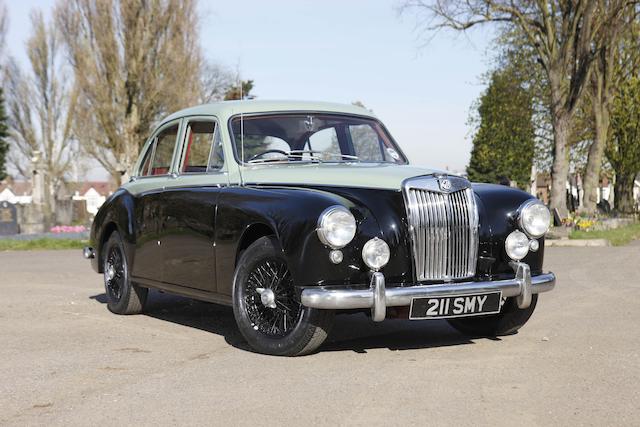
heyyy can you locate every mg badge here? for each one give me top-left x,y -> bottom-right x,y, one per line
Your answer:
439,179 -> 452,191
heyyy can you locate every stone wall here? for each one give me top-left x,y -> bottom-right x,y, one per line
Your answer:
17,204 -> 45,234
16,199 -> 90,235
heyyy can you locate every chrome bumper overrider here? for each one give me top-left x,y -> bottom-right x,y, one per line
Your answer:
300,262 -> 555,322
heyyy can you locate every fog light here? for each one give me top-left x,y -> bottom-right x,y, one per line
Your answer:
329,250 -> 343,264
362,237 -> 390,270
505,230 -> 529,261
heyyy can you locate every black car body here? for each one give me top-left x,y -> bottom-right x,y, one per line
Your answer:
85,100 -> 555,356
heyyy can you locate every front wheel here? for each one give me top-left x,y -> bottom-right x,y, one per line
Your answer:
102,231 -> 148,315
447,295 -> 538,337
232,236 -> 334,356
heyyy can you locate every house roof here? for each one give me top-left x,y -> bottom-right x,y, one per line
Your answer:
66,181 -> 115,196
0,181 -> 32,195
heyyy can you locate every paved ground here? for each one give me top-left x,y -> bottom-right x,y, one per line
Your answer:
1,245 -> 639,426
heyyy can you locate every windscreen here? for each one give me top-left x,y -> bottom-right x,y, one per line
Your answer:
230,114 -> 407,165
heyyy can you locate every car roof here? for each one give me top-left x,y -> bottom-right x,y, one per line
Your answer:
161,100 -> 377,124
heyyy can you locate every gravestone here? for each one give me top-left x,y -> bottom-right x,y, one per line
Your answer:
0,201 -> 19,235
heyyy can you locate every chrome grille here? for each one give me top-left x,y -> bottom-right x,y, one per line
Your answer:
404,179 -> 479,281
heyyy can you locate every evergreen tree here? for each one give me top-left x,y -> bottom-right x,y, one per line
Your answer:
467,66 -> 535,190
224,80 -> 255,100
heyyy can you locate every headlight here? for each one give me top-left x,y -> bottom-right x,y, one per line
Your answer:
362,237 -> 390,270
519,200 -> 551,238
505,230 -> 530,261
317,206 -> 356,249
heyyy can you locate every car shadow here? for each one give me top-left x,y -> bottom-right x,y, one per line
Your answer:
89,291 -> 497,354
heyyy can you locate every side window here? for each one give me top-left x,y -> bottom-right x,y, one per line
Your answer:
138,143 -> 154,176
208,127 -> 225,170
182,121 -> 220,173
150,124 -> 179,176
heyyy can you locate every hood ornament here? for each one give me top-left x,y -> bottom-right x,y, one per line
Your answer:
439,178 -> 452,191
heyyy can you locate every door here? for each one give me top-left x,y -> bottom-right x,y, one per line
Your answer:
130,121 -> 180,283
161,118 -> 228,291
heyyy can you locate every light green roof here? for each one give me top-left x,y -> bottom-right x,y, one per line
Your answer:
162,100 -> 377,124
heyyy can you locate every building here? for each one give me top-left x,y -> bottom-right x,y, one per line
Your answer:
0,179 -> 114,215
67,182 -> 115,215
0,181 -> 33,204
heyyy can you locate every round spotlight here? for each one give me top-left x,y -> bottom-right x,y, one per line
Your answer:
362,237 -> 390,271
505,230 -> 530,261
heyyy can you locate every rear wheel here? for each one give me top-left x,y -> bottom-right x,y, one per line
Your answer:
447,295 -> 538,337
102,231 -> 148,315
232,236 -> 334,356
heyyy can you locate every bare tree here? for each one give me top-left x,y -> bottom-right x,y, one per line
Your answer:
0,1 -> 9,180
4,10 -> 78,227
200,62 -> 235,104
403,0 -> 634,217
0,1 -> 7,56
582,4 -> 638,213
56,0 -> 219,184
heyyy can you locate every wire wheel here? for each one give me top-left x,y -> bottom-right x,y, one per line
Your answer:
243,258 -> 302,337
104,245 -> 126,302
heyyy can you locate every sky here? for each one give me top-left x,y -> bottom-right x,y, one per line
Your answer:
5,0 -> 495,178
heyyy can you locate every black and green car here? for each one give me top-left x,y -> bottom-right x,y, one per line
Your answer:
84,100 -> 556,356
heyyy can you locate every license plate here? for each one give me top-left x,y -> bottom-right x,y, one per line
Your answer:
409,291 -> 502,320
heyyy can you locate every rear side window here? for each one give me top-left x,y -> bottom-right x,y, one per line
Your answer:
149,124 -> 179,176
181,120 -> 224,173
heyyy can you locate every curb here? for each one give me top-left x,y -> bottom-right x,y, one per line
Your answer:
546,238 -> 611,247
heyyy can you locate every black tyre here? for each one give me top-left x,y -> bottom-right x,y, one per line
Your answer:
232,236 -> 334,356
447,295 -> 538,337
102,231 -> 148,315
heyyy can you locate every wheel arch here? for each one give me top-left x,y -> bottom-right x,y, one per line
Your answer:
235,222 -> 277,267
97,222 -> 119,273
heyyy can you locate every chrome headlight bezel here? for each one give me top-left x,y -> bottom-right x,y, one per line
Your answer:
317,205 -> 357,249
518,199 -> 551,238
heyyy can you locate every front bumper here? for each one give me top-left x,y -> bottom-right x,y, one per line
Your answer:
300,262 -> 555,322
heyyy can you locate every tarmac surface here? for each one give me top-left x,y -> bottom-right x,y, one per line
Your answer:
1,245 -> 639,426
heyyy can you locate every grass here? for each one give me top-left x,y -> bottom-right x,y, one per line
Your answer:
570,222 -> 640,246
0,238 -> 88,251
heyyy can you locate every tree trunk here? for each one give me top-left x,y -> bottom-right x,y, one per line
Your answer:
42,174 -> 55,230
614,173 -> 636,213
549,112 -> 571,218
582,83 -> 610,214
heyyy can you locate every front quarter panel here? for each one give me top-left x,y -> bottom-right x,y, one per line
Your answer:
214,185 -> 412,295
473,183 -> 546,277
90,188 -> 137,273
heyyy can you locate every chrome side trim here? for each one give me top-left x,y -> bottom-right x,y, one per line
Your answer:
300,268 -> 556,321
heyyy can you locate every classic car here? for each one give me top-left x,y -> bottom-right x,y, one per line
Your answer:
83,100 -> 556,356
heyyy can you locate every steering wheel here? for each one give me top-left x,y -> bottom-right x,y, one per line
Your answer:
248,149 -> 289,162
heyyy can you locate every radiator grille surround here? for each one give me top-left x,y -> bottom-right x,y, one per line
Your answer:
403,176 -> 479,282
